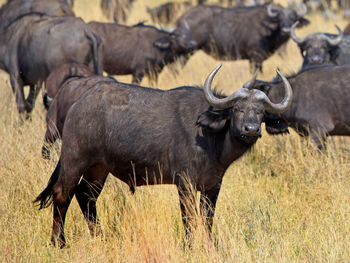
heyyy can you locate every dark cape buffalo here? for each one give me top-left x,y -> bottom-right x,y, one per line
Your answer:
0,14 -> 103,114
42,74 -> 117,160
253,64 -> 350,149
88,21 -> 196,84
42,63 -> 93,110
0,0 -> 75,29
176,3 -> 309,72
290,22 -> 350,68
34,65 -> 292,248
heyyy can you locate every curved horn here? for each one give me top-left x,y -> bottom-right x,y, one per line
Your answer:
203,64 -> 248,109
267,3 -> 278,18
326,25 -> 343,46
263,69 -> 293,114
158,23 -> 175,34
184,20 -> 190,31
296,2 -> 307,17
290,21 -> 306,44
243,71 -> 258,90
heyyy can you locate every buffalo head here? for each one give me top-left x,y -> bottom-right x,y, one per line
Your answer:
290,21 -> 343,66
197,65 -> 293,144
159,22 -> 197,54
266,3 -> 309,34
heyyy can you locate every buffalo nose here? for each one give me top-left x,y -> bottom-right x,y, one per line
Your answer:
244,124 -> 261,136
310,56 -> 322,64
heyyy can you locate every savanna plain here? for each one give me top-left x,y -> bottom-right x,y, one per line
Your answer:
1,0 -> 350,262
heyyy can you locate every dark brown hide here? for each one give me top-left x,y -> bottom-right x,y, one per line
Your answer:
88,21 -> 196,84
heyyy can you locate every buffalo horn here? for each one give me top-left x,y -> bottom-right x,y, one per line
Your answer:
262,69 -> 293,114
325,25 -> 343,46
243,71 -> 258,90
267,3 -> 278,18
184,20 -> 190,31
203,64 -> 249,109
159,23 -> 175,34
290,21 -> 306,44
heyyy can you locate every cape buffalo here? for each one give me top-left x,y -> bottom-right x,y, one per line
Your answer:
42,74 -> 117,160
88,21 -> 196,84
43,63 -> 93,110
253,64 -> 350,149
176,3 -> 309,72
0,0 -> 75,29
34,65 -> 292,248
290,22 -> 350,68
0,14 -> 103,114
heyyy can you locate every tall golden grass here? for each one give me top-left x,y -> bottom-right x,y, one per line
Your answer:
1,0 -> 350,262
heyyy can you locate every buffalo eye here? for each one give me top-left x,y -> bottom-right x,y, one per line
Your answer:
302,50 -> 306,57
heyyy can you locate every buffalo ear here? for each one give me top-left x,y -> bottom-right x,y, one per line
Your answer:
253,80 -> 271,94
262,19 -> 279,31
196,109 -> 229,132
154,37 -> 171,50
264,113 -> 289,135
296,17 -> 310,28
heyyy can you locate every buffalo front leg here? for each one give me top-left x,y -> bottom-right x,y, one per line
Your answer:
75,164 -> 109,237
199,183 -> 222,234
177,186 -> 198,239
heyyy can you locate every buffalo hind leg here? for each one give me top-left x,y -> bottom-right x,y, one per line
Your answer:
10,75 -> 26,114
75,164 -> 109,237
199,183 -> 222,235
25,83 -> 41,113
51,165 -> 85,248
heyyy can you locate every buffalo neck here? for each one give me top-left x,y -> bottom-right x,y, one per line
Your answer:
197,124 -> 254,171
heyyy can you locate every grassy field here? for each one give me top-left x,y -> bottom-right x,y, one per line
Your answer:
1,0 -> 350,262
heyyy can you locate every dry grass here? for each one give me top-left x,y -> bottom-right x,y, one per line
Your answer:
1,0 -> 350,262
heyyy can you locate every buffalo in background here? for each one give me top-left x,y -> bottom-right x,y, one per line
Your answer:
42,63 -> 93,110
254,64 -> 350,149
88,21 -> 196,84
290,22 -> 350,67
42,72 -> 117,160
0,13 -> 103,114
176,3 -> 309,72
0,0 -> 75,29
34,65 -> 292,247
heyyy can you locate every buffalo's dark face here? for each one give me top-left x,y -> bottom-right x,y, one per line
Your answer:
229,96 -> 264,144
299,38 -> 331,66
290,24 -> 343,67
267,4 -> 309,34
171,26 -> 197,54
278,8 -> 309,34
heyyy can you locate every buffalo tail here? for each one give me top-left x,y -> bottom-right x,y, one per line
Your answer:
33,160 -> 61,209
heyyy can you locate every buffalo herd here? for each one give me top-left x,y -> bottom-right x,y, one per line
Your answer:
0,0 -> 349,248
